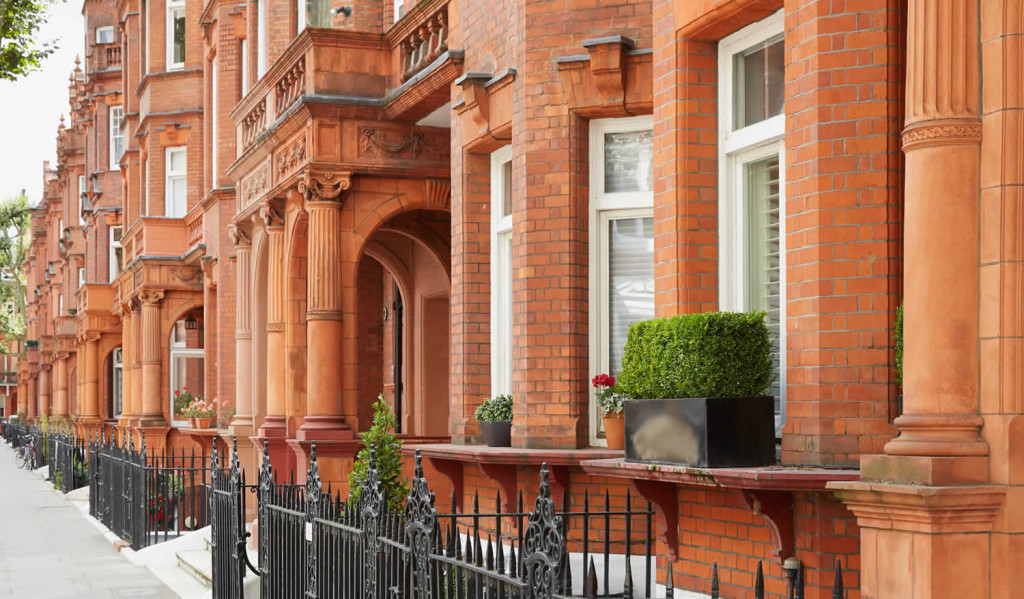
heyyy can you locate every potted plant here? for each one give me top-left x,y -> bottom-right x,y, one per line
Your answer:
619,311 -> 776,467
182,396 -> 217,429
593,374 -> 627,450
349,394 -> 409,510
475,394 -> 513,447
173,387 -> 195,424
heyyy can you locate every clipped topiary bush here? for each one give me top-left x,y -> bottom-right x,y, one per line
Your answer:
617,311 -> 775,399
349,395 -> 410,511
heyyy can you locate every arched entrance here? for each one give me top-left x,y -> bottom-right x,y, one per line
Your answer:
356,208 -> 451,437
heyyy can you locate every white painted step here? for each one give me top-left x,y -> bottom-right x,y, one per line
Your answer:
177,549 -> 213,588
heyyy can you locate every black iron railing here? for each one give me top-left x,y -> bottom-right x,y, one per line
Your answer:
208,439 -> 850,599
88,430 -> 225,550
46,424 -> 88,492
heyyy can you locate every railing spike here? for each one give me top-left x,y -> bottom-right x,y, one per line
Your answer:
623,554 -> 633,598
587,556 -> 598,599
755,561 -> 765,599
486,534 -> 494,570
833,558 -> 844,599
508,540 -> 518,578
795,560 -> 805,599
666,564 -> 674,597
711,562 -> 719,599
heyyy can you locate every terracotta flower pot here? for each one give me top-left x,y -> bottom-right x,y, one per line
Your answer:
602,413 -> 625,450
480,421 -> 512,447
188,417 -> 197,428
195,417 -> 212,429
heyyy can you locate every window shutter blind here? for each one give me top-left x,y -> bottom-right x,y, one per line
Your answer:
745,156 -> 782,414
607,217 -> 655,375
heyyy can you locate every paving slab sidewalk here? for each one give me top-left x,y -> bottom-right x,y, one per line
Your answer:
0,441 -> 177,598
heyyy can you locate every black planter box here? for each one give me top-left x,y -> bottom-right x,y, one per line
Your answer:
480,421 -> 512,447
624,397 -> 776,467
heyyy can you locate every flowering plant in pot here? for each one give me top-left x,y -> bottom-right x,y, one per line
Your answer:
182,397 -> 217,429
475,394 -> 513,447
593,374 -> 627,450
618,311 -> 776,467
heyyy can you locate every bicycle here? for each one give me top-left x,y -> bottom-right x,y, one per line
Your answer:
14,436 -> 35,470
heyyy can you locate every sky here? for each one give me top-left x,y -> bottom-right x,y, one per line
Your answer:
0,0 -> 85,206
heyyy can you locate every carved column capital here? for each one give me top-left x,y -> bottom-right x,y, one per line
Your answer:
229,223 -> 252,247
298,169 -> 352,203
55,351 -> 70,361
83,331 -> 101,343
259,201 -> 285,228
139,290 -> 164,305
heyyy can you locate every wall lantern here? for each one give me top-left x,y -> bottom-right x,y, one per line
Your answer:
184,315 -> 199,331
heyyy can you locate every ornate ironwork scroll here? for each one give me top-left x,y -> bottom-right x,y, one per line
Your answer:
360,449 -> 384,599
523,463 -> 565,599
405,450 -> 437,599
306,442 -> 322,598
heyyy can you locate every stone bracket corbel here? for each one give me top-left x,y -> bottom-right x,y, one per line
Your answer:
733,489 -> 794,565
455,73 -> 493,132
425,457 -> 465,510
479,462 -> 518,514
629,479 -> 680,559
581,35 -> 634,106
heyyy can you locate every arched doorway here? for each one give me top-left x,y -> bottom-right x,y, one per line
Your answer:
356,209 -> 451,437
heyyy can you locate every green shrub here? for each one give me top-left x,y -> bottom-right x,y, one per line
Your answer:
894,304 -> 904,386
617,311 -> 775,399
349,395 -> 409,512
474,394 -> 513,422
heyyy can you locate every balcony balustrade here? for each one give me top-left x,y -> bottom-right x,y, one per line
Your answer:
185,209 -> 204,248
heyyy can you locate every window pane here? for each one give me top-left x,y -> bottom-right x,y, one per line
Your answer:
502,160 -> 512,218
607,216 -> 655,375
173,9 -> 186,64
169,149 -> 186,172
96,26 -> 114,44
604,130 -> 653,193
734,36 -> 784,129
744,155 -> 782,406
171,355 -> 205,424
170,177 -> 187,216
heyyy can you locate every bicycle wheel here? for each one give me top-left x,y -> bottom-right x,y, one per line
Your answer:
15,449 -> 28,470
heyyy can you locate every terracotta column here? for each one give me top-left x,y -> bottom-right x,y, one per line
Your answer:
120,307 -> 134,424
53,353 -> 68,418
832,2 -> 1006,598
230,224 -> 254,430
139,290 -> 165,426
259,204 -> 287,437
75,344 -> 83,418
26,373 -> 36,419
38,363 -> 51,418
82,332 -> 100,420
131,302 -> 143,424
299,172 -> 353,440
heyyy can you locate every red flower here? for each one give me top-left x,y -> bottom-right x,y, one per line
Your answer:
174,390 -> 180,397
592,374 -> 615,389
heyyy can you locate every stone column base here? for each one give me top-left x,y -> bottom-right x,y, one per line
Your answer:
829,480 -> 1005,599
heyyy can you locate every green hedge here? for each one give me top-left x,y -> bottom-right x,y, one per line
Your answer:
617,311 -> 775,399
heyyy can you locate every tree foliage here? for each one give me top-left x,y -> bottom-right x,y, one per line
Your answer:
0,193 -> 30,349
0,0 -> 59,81
348,395 -> 409,511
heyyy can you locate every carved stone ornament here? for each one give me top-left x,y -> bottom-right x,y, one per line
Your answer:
229,224 -> 252,246
139,290 -> 165,305
298,170 -> 351,203
259,203 -> 284,227
358,127 -> 450,161
243,167 -> 270,206
276,136 -> 307,179
901,119 -> 982,152
172,266 -> 202,285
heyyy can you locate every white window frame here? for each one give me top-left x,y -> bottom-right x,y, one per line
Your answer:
587,115 -> 655,446
167,0 -> 186,70
717,11 -> 787,434
144,0 -> 150,74
394,0 -> 402,23
257,0 -> 267,77
240,38 -> 249,95
297,0 -> 306,31
95,26 -> 115,44
211,56 -> 218,184
165,146 -> 187,217
489,146 -> 514,398
58,294 -> 64,315
143,156 -> 150,216
109,226 -> 123,282
78,175 -> 86,225
112,347 -> 123,417
169,321 -> 204,428
78,267 -> 85,289
109,105 -> 124,170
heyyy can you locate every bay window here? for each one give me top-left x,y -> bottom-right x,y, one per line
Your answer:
490,146 -> 514,397
165,146 -> 187,217
110,348 -> 123,417
167,0 -> 185,70
588,116 -> 655,445
717,11 -> 786,432
96,26 -> 114,44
